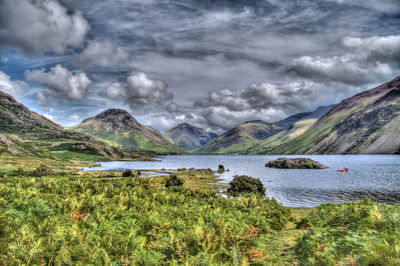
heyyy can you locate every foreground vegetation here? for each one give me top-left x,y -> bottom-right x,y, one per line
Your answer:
0,169 -> 291,264
1,165 -> 399,265
296,199 -> 400,265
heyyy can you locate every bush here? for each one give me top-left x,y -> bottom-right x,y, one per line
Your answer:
33,164 -> 53,177
217,164 -> 225,173
165,174 -> 184,188
10,167 -> 25,177
227,175 -> 265,196
122,169 -> 133,177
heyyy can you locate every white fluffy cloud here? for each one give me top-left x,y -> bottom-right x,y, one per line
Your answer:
102,72 -> 174,110
0,0 -> 89,55
287,35 -> 400,85
74,40 -> 130,67
0,71 -> 27,97
25,65 -> 92,101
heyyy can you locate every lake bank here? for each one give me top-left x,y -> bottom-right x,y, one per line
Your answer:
85,154 -> 400,207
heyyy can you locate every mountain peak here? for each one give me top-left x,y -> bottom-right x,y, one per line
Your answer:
164,123 -> 217,151
0,91 -> 18,104
175,123 -> 192,128
81,108 -> 141,131
93,108 -> 132,119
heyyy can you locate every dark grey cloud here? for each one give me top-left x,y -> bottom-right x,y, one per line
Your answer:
287,35 -> 400,85
1,0 -> 399,131
25,64 -> 92,101
0,0 -> 89,55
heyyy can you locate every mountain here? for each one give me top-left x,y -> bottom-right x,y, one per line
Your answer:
0,91 -> 92,141
0,91 -> 144,161
274,105 -> 335,129
194,120 -> 283,154
71,109 -> 183,154
249,105 -> 335,153
193,104 -> 335,154
162,123 -> 218,151
268,76 -> 400,154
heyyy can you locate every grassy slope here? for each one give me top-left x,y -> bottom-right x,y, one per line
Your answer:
196,123 -> 281,154
296,199 -> 400,265
0,134 -> 158,171
266,98 -> 375,154
249,119 -> 317,154
72,121 -> 183,154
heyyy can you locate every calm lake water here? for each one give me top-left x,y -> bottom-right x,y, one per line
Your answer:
85,155 -> 400,207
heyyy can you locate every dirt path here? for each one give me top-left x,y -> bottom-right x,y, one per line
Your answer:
261,207 -> 312,264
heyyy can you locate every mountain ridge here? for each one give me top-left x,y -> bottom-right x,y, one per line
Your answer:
267,76 -> 400,154
162,123 -> 217,151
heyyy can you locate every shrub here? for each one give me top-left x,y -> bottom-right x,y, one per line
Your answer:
165,174 -> 184,188
10,167 -> 25,177
33,164 -> 53,177
217,164 -> 225,173
227,175 -> 265,196
122,169 -> 133,177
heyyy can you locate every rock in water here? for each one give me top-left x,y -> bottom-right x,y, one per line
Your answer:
265,158 -> 328,169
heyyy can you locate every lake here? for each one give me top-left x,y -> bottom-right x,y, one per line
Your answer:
85,155 -> 400,207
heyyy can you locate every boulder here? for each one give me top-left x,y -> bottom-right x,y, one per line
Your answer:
265,157 -> 328,169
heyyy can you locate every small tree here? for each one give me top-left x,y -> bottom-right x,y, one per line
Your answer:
217,164 -> 225,173
165,174 -> 184,188
33,164 -> 53,177
122,169 -> 134,177
227,175 -> 265,197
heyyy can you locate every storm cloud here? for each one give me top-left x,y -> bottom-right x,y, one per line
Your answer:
0,0 -> 89,55
287,35 -> 400,85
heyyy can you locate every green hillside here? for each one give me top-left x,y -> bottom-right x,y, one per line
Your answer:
195,121 -> 282,154
71,109 -> 184,154
268,76 -> 400,154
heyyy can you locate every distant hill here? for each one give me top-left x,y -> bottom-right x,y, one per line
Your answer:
268,76 -> 400,154
71,109 -> 183,154
0,91 -> 143,160
249,105 -> 335,153
194,120 -> 283,154
162,123 -> 217,151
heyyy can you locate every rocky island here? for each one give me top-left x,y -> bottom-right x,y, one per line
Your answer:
265,158 -> 328,169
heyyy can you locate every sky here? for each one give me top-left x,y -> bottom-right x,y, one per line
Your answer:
0,0 -> 399,133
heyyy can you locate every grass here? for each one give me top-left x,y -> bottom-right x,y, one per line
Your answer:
1,160 -> 400,265
295,199 -> 400,265
0,170 -> 291,265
